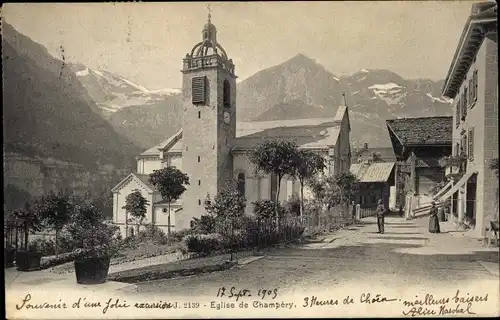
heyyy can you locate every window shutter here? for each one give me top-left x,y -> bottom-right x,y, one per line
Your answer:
464,87 -> 468,112
468,128 -> 474,161
468,79 -> 473,106
462,91 -> 467,118
473,70 -> 478,103
192,76 -> 206,104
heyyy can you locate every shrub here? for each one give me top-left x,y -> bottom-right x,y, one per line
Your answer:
28,238 -> 56,256
182,233 -> 223,254
171,228 -> 196,242
136,224 -> 169,245
192,214 -> 217,234
284,197 -> 301,217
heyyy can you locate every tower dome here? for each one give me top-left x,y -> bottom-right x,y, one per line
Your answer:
188,11 -> 229,61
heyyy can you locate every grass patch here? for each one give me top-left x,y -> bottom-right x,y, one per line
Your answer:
108,254 -> 237,283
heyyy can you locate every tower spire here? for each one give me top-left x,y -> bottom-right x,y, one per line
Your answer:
207,4 -> 212,23
342,92 -> 347,107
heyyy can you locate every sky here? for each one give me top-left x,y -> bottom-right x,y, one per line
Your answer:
3,1 -> 477,90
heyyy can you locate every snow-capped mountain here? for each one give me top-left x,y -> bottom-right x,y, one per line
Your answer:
242,56 -> 453,147
70,64 -> 181,117
72,54 -> 452,149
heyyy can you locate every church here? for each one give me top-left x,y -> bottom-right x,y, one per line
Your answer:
111,13 -> 352,238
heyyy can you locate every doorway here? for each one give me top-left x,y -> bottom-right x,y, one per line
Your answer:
465,175 -> 477,222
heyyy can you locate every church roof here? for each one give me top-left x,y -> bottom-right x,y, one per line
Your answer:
111,173 -> 156,193
138,116 -> 348,156
233,118 -> 342,151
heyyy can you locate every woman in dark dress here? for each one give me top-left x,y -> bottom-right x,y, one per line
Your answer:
429,201 -> 441,233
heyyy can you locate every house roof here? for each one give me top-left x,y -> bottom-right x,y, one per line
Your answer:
350,162 -> 395,183
386,116 -> 453,147
442,2 -> 497,98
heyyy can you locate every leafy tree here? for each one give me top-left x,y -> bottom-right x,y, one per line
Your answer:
149,166 -> 190,238
205,182 -> 246,260
35,191 -> 72,254
249,139 -> 298,229
292,149 -> 326,219
123,190 -> 150,236
333,171 -> 360,207
308,171 -> 360,215
192,214 -> 217,234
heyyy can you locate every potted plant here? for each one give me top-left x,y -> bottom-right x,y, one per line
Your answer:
14,205 -> 43,271
4,243 -> 16,268
67,201 -> 123,284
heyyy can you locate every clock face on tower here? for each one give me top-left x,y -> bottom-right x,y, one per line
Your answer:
223,110 -> 231,124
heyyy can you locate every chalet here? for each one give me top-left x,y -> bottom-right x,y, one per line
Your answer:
350,162 -> 396,209
386,116 -> 453,212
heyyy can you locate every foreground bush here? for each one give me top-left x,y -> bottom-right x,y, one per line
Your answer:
136,224 -> 169,245
182,233 -> 223,254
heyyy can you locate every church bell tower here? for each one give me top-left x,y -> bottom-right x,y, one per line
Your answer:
181,10 -> 237,219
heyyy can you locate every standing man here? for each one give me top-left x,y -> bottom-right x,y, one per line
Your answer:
376,199 -> 386,234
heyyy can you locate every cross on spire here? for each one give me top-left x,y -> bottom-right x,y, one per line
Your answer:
207,4 -> 212,23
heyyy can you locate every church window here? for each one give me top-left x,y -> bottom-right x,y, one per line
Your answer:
198,156 -> 201,163
198,180 -> 201,186
223,80 -> 231,108
237,173 -> 245,196
129,227 -> 134,237
198,111 -> 201,119
198,199 -> 201,205
192,76 -> 206,104
270,174 -> 278,201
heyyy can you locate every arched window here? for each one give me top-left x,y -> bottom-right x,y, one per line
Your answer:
129,227 -> 135,237
237,173 -> 245,196
223,80 -> 231,108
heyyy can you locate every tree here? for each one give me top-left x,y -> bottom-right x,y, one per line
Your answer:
249,139 -> 298,229
149,166 -> 190,239
35,191 -> 72,255
292,149 -> 326,219
331,172 -> 361,214
122,190 -> 150,236
205,182 -> 246,261
308,171 -> 360,218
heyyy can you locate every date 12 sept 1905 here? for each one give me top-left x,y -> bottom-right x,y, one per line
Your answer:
216,287 -> 279,301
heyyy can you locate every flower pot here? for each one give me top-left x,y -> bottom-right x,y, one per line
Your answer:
4,248 -> 16,268
16,251 -> 42,271
74,256 -> 111,285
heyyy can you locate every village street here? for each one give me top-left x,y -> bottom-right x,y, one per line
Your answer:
120,215 -> 499,297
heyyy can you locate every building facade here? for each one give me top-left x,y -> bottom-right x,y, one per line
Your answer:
111,15 -> 352,238
350,162 -> 395,209
386,117 -> 453,210
437,2 -> 498,238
